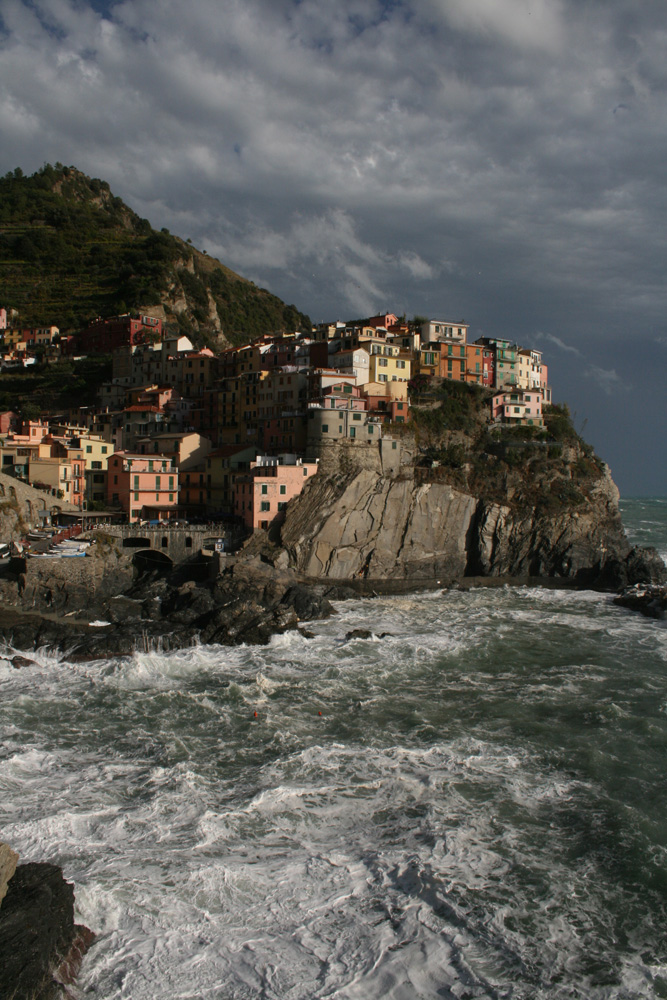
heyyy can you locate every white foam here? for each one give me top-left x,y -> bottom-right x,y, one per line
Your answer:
1,583 -> 665,999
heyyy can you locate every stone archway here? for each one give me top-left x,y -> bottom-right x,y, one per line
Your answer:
133,549 -> 173,576
123,537 -> 151,549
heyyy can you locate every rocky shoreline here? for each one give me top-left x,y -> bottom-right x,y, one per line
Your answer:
1,538 -> 665,662
1,437 -> 665,659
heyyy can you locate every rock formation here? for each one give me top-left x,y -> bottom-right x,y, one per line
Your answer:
0,844 -> 94,1000
281,438 -> 666,590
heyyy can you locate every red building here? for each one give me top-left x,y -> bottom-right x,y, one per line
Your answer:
74,315 -> 163,355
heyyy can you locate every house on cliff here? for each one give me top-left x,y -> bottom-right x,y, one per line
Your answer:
233,455 -> 318,532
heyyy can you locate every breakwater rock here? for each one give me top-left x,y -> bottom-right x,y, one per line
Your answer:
614,583 -> 667,620
0,843 -> 94,1000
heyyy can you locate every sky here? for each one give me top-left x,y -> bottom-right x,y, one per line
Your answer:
0,0 -> 665,494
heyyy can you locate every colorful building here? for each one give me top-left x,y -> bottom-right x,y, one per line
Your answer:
107,452 -> 179,522
491,389 -> 544,426
233,456 -> 318,531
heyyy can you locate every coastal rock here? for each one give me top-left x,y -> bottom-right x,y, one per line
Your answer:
614,584 -> 667,620
281,446 -> 642,588
0,861 -> 94,1000
0,842 -> 19,906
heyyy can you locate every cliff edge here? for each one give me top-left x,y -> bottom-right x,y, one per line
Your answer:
280,411 -> 664,591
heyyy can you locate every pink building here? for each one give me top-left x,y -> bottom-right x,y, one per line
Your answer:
363,394 -> 409,423
107,451 -> 179,522
0,411 -> 20,434
491,390 -> 543,426
233,457 -> 318,531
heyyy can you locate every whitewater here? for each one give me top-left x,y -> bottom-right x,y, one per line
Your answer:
1,498 -> 666,999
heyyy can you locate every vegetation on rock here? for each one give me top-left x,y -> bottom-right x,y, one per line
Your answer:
0,356 -> 112,415
408,381 -> 606,512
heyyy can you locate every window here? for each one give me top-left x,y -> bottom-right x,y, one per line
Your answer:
261,484 -> 268,495
353,413 -> 362,421
303,468 -> 308,476
102,446 -> 107,454
86,445 -> 92,454
278,501 -> 286,511
350,427 -> 356,438
133,475 -> 139,490
169,476 -> 174,489
169,493 -> 174,501
114,475 -> 118,485
379,358 -> 388,367
92,461 -> 102,470
156,476 -> 161,489
260,501 -> 270,511
322,424 -> 329,433
134,492 -> 139,502
368,424 -> 374,434
279,485 -> 286,495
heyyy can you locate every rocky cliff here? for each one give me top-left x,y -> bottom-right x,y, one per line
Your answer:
280,435 -> 665,590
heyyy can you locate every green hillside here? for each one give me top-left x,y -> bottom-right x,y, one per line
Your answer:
0,164 -> 310,345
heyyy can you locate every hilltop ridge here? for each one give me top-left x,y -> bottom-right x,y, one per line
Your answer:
0,164 -> 310,345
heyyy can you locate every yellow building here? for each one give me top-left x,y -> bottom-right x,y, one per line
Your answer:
367,344 -> 411,384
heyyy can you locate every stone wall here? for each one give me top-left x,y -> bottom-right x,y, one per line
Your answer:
0,540 -> 135,613
0,471 -> 79,542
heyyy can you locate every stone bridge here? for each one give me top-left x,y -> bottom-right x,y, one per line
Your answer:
90,524 -> 243,564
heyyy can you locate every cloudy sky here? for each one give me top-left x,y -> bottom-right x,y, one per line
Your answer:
1,0 -> 665,494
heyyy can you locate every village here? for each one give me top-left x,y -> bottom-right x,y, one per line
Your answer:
0,308 -> 551,535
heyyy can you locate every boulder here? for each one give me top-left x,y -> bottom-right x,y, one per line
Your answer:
0,842 -> 19,906
614,584 -> 667,620
0,861 -> 94,1000
11,655 -> 38,669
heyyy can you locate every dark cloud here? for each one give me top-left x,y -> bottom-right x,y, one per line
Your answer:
0,0 -> 665,492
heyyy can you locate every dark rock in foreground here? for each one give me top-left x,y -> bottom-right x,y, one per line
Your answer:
614,584 -> 667,620
0,556 -> 337,659
0,857 -> 94,1000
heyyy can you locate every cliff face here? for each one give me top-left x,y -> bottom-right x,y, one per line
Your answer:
280,438 -> 661,589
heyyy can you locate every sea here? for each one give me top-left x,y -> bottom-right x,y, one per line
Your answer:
1,498 -> 666,1000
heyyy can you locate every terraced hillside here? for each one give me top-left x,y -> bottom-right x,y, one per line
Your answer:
0,164 -> 310,345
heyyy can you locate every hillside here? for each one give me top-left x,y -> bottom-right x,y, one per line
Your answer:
0,164 -> 310,346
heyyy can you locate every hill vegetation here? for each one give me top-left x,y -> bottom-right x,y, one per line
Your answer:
408,379 -> 605,512
0,164 -> 310,345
